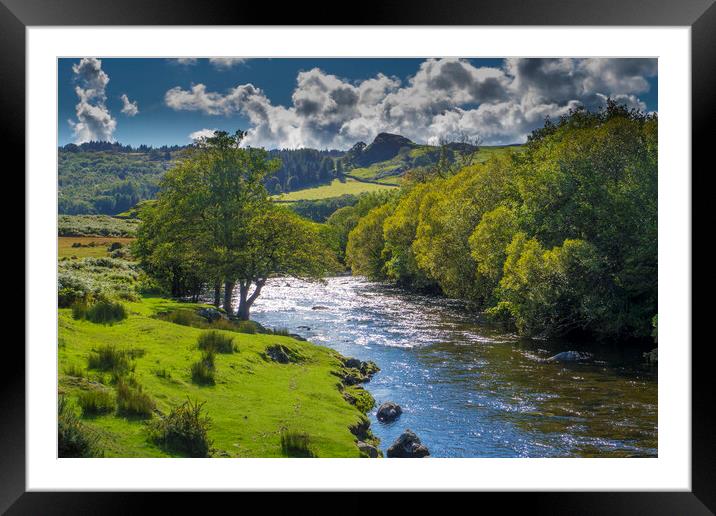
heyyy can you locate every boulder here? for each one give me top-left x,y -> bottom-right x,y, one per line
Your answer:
264,344 -> 303,364
545,350 -> 592,363
198,307 -> 223,322
376,401 -> 402,423
386,429 -> 429,458
356,441 -> 380,458
312,305 -> 329,310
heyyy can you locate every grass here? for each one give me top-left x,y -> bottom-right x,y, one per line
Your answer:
280,429 -> 316,458
87,344 -> 132,374
58,296 -> 366,457
197,331 -> 235,353
149,399 -> 213,457
191,350 -> 216,385
59,236 -> 135,258
116,377 -> 155,417
74,299 -> 128,324
58,215 -> 139,238
58,396 -> 104,457
77,389 -> 116,415
274,178 -> 397,201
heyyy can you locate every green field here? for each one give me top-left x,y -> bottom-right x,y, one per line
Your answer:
274,178 -> 397,201
58,297 -> 370,457
59,236 -> 135,258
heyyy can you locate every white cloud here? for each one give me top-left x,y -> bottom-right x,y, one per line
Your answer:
164,58 -> 657,148
69,58 -> 116,143
169,57 -> 247,69
209,58 -> 247,69
189,128 -> 219,141
120,94 -> 139,116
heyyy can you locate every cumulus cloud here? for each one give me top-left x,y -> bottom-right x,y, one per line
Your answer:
120,94 -> 139,116
69,58 -> 116,143
169,57 -> 247,69
189,128 -> 218,141
164,57 -> 657,148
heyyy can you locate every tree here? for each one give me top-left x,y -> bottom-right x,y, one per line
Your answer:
136,130 -> 337,319
232,208 -> 339,319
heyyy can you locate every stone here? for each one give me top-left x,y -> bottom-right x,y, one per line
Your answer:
376,401 -> 402,423
357,441 -> 380,458
386,429 -> 430,458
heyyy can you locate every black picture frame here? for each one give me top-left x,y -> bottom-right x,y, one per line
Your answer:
5,0 -> 712,512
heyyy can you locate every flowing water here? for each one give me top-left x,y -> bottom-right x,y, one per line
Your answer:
249,276 -> 657,458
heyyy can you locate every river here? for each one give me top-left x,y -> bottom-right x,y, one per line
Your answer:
249,276 -> 657,458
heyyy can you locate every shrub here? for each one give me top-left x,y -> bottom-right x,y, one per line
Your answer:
190,351 -> 216,385
272,327 -> 291,337
159,309 -> 205,327
280,430 -> 315,458
71,301 -> 89,320
116,377 -> 155,417
197,331 -> 235,353
148,399 -> 213,457
87,345 -> 131,374
64,363 -> 85,378
153,367 -> 171,379
58,396 -> 103,457
85,300 -> 127,324
77,389 -> 115,415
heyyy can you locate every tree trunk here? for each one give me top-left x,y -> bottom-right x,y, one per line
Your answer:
213,281 -> 222,308
236,279 -> 266,321
236,283 -> 250,320
223,281 -> 235,314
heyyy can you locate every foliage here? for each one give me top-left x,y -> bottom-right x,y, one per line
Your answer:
116,377 -> 155,417
58,396 -> 104,457
148,399 -> 213,457
59,215 -> 140,237
81,299 -> 128,324
287,194 -> 358,222
77,389 -> 116,415
197,331 -> 235,353
58,296 -> 369,457
87,344 -> 132,374
280,430 -> 315,458
58,257 -> 141,307
136,131 -> 339,319
191,350 -> 216,385
344,103 -> 658,340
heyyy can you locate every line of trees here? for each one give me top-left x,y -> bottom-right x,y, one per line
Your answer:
344,102 -> 658,341
134,131 -> 338,320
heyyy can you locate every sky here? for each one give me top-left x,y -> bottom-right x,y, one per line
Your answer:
58,57 -> 657,149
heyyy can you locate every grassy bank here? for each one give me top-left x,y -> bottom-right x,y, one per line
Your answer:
59,296 -> 372,457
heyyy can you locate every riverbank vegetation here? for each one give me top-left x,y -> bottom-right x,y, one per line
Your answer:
344,102 -> 657,341
134,130 -> 339,319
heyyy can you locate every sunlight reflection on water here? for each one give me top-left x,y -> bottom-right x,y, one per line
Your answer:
249,276 -> 658,458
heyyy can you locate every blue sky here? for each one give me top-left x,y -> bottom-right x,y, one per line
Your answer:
58,57 -> 657,149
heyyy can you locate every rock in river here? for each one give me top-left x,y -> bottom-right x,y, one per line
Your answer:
376,401 -> 402,423
545,350 -> 592,363
386,429 -> 430,458
357,441 -> 380,458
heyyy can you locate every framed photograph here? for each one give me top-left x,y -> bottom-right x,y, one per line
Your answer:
7,0 -> 712,511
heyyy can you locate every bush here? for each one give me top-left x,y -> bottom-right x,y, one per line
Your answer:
77,389 -> 116,415
159,309 -> 205,327
58,396 -> 103,457
280,430 -> 315,458
116,377 -> 155,417
190,351 -> 216,385
148,399 -> 213,457
87,345 -> 132,374
197,331 -> 235,353
64,363 -> 85,378
85,300 -> 127,324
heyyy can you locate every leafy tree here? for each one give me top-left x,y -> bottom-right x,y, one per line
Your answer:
345,203 -> 396,280
136,130 -> 336,319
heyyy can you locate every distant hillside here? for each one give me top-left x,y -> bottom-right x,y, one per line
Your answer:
58,135 -> 521,215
